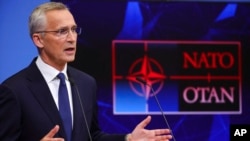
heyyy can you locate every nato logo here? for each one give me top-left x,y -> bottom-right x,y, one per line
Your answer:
112,40 -> 241,115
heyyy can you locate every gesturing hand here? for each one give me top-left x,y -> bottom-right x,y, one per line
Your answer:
127,116 -> 173,141
40,125 -> 65,141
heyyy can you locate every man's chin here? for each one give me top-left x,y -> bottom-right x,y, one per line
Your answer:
66,57 -> 75,63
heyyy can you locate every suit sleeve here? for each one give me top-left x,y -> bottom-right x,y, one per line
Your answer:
0,85 -> 21,141
86,77 -> 126,141
90,91 -> 126,141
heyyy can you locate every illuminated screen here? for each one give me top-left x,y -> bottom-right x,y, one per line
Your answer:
112,40 -> 241,115
24,0 -> 250,140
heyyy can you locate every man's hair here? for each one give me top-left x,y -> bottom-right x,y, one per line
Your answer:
28,2 -> 69,38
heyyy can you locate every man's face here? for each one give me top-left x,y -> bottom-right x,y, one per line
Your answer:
37,9 -> 78,70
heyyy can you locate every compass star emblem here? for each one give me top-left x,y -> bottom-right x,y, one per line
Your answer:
126,55 -> 166,100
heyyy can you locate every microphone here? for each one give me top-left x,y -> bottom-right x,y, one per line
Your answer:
136,77 -> 176,141
69,78 -> 93,141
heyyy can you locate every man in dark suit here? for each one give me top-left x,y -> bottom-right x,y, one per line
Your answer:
0,2 -> 173,141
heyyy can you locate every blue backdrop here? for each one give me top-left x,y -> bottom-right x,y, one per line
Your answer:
62,1 -> 250,141
1,1 -> 250,141
0,0 -> 49,82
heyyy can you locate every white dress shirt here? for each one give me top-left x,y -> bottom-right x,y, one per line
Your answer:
35,56 -> 74,126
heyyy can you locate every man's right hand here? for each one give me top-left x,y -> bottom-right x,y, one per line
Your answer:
40,125 -> 65,141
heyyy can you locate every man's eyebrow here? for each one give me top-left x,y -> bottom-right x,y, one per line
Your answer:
58,25 -> 77,29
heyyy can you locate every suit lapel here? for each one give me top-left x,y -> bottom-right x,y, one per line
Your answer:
26,59 -> 66,137
68,68 -> 90,140
68,69 -> 85,140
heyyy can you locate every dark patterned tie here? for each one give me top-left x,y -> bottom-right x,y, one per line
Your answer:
57,73 -> 72,141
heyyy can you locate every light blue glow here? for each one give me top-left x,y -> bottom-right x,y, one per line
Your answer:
117,1 -> 143,39
208,115 -> 229,141
216,4 -> 237,22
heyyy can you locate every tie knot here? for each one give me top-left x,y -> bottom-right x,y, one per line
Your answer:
57,73 -> 66,82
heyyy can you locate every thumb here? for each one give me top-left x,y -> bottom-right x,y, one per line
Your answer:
45,125 -> 60,138
137,115 -> 151,129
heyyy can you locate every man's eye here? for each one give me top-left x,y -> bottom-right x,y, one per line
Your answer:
58,28 -> 68,34
71,27 -> 77,32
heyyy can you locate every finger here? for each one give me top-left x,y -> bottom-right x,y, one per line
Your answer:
45,125 -> 60,138
154,134 -> 173,140
155,129 -> 172,135
136,115 -> 151,128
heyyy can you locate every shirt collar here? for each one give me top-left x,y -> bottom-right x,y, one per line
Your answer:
35,56 -> 68,82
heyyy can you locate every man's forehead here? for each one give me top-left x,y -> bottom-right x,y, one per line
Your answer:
45,10 -> 76,27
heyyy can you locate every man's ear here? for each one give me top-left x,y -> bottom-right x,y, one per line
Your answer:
32,33 -> 44,49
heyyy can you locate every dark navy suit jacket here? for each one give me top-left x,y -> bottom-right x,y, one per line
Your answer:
0,58 -> 125,141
